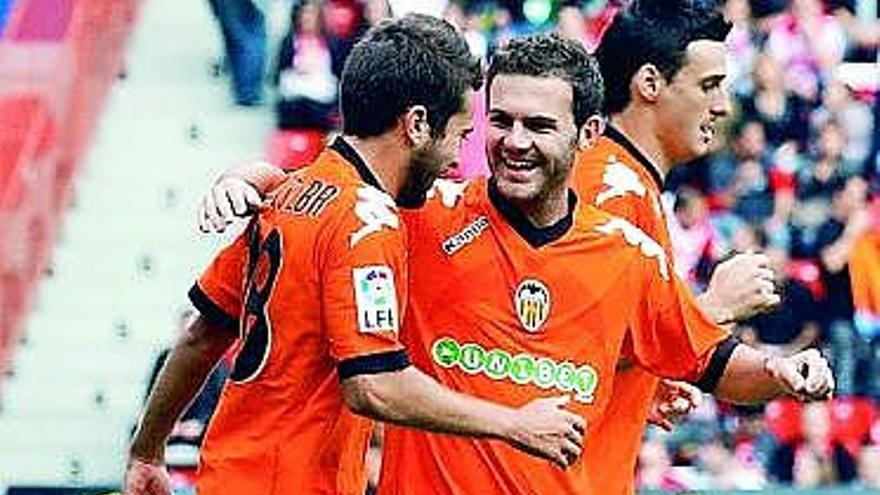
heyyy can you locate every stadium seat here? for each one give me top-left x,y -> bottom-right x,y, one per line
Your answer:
786,259 -> 825,301
266,128 -> 326,171
829,397 -> 878,457
764,397 -> 803,445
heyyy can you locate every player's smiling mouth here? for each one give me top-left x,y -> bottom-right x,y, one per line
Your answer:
497,155 -> 542,181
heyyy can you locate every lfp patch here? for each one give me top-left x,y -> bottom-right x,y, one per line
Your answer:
353,265 -> 399,333
514,279 -> 551,333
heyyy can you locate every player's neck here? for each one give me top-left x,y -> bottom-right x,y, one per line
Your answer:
342,134 -> 408,198
609,111 -> 671,179
518,185 -> 570,228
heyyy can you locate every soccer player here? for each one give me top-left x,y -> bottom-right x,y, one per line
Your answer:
124,16 -> 588,495
201,33 -> 833,494
573,2 -> 786,493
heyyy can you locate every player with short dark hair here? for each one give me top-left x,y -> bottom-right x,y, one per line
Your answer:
124,16 -> 587,495
574,2 -> 788,494
598,0 -> 731,116
486,33 -> 604,130
340,14 -> 482,139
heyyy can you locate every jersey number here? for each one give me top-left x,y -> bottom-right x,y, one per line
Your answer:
231,225 -> 282,383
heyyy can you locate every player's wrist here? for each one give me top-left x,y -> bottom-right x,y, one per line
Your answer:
762,354 -> 786,389
493,408 -> 520,443
128,438 -> 165,466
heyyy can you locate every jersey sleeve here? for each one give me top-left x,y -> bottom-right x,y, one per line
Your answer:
321,188 -> 410,379
189,229 -> 250,333
627,258 -> 732,386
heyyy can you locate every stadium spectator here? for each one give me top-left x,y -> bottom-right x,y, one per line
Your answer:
707,119 -> 772,211
765,0 -> 847,101
856,444 -> 880,488
740,245 -> 822,353
275,0 -> 340,130
636,437 -> 682,490
722,0 -> 762,96
206,0 -> 267,106
556,3 -> 590,49
668,188 -> 723,290
739,51 -> 813,150
811,80 -> 875,167
817,175 -> 874,397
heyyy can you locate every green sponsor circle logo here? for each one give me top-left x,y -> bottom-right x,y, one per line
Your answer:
556,362 -> 577,392
484,349 -> 512,379
509,354 -> 536,384
430,337 -> 599,404
432,338 -> 461,368
459,344 -> 486,374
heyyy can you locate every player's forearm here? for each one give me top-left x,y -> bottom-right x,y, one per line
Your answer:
342,366 -> 514,440
227,160 -> 287,195
129,316 -> 236,461
713,344 -> 786,404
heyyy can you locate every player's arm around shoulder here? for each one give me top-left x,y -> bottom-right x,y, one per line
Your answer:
197,160 -> 288,233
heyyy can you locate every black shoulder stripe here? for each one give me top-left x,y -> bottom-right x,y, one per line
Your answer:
338,349 -> 411,380
188,283 -> 239,333
694,336 -> 740,393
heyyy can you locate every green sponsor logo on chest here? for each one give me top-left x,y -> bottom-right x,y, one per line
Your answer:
430,337 -> 599,404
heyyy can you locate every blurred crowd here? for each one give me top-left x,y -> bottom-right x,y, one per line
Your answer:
636,0 -> 880,489
173,0 -> 880,491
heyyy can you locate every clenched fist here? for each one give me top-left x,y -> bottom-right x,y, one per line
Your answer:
701,252 -> 780,324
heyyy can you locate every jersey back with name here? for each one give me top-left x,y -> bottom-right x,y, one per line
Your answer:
191,146 -> 407,495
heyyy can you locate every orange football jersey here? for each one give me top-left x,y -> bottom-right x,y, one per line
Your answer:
571,125 -> 722,495
190,137 -> 410,495
377,178 -> 729,495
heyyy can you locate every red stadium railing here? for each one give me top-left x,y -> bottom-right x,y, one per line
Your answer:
0,0 -> 141,378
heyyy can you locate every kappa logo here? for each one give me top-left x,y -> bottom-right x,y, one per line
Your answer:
442,216 -> 490,255
514,279 -> 551,333
595,156 -> 647,206
594,218 -> 670,281
427,179 -> 470,208
350,186 -> 399,248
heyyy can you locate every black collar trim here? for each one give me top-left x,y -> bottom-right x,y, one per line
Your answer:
604,125 -> 664,190
487,180 -> 576,248
330,136 -> 385,192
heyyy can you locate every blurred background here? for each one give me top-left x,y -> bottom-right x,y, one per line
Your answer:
0,0 -> 876,493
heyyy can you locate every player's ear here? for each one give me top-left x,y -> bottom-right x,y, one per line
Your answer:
402,105 -> 432,148
632,64 -> 664,103
577,114 -> 605,150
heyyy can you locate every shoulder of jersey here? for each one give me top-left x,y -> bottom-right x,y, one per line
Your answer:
586,213 -> 672,282
576,145 -> 654,212
422,177 -> 487,212
270,153 -> 399,224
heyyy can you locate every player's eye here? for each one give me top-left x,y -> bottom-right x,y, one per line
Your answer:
701,78 -> 723,93
524,117 -> 557,134
489,113 -> 513,129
